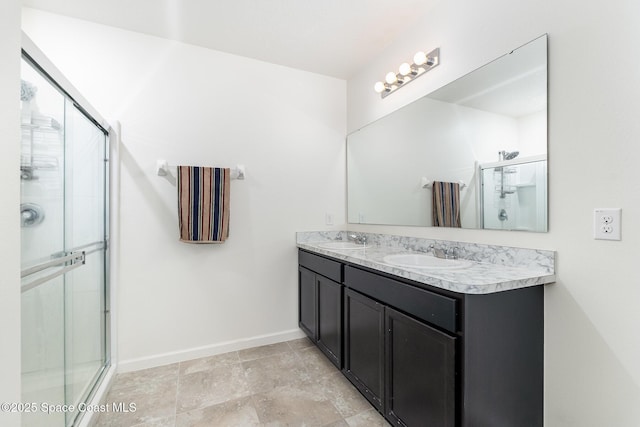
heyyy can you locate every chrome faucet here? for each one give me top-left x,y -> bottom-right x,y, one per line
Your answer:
348,233 -> 368,245
428,244 -> 445,258
447,247 -> 460,260
428,244 -> 460,260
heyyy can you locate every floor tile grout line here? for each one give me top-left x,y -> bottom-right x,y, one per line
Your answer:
173,360 -> 182,425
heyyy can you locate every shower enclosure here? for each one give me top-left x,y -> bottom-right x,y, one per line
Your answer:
20,50 -> 111,427
479,155 -> 547,232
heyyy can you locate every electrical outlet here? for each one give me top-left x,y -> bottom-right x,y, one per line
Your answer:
594,208 -> 621,240
325,213 -> 334,225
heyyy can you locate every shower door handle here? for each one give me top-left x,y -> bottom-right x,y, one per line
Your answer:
21,251 -> 86,293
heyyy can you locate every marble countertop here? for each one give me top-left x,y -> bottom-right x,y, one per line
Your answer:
297,231 -> 555,295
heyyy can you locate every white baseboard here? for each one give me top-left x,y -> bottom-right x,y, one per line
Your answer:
117,329 -> 307,373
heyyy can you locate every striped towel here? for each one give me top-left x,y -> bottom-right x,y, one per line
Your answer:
432,181 -> 461,228
177,166 -> 230,243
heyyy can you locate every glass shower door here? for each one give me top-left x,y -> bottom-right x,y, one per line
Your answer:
63,102 -> 108,415
20,55 -> 109,427
20,56 -> 67,427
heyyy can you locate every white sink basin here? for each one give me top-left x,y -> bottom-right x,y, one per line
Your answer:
383,253 -> 472,270
317,241 -> 367,250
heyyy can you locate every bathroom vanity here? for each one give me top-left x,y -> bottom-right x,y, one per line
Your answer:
297,231 -> 555,427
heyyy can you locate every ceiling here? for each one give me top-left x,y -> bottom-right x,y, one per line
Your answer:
22,0 -> 441,79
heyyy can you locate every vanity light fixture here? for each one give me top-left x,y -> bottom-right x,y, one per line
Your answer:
374,47 -> 440,98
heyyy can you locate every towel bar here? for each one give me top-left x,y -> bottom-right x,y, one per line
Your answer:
421,178 -> 466,189
156,160 -> 245,180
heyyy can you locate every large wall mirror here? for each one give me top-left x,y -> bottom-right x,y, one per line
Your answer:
347,34 -> 548,232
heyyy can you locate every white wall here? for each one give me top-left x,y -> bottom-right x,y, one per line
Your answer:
22,9 -> 346,369
0,2 -> 22,426
348,0 -> 640,425
517,110 -> 547,156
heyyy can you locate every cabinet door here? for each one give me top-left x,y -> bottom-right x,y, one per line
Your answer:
298,266 -> 317,340
343,289 -> 384,410
317,276 -> 343,368
386,307 -> 456,427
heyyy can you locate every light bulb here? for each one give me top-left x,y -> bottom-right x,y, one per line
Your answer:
385,72 -> 397,84
374,81 -> 386,93
413,51 -> 427,66
399,63 -> 412,76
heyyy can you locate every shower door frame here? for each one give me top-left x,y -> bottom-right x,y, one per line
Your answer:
21,32 -> 119,427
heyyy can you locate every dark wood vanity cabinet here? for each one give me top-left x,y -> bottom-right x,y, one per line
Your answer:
385,306 -> 456,427
298,266 -> 317,339
343,287 -> 456,425
316,275 -> 342,367
298,251 -> 343,368
343,288 -> 385,410
344,266 -> 457,426
298,249 -> 543,427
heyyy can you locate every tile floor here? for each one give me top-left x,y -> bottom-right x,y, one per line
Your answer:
94,338 -> 390,426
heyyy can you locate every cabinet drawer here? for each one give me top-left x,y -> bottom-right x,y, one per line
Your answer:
345,266 -> 457,333
299,250 -> 343,283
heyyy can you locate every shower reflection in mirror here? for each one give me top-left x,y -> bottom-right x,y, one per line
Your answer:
478,154 -> 547,232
